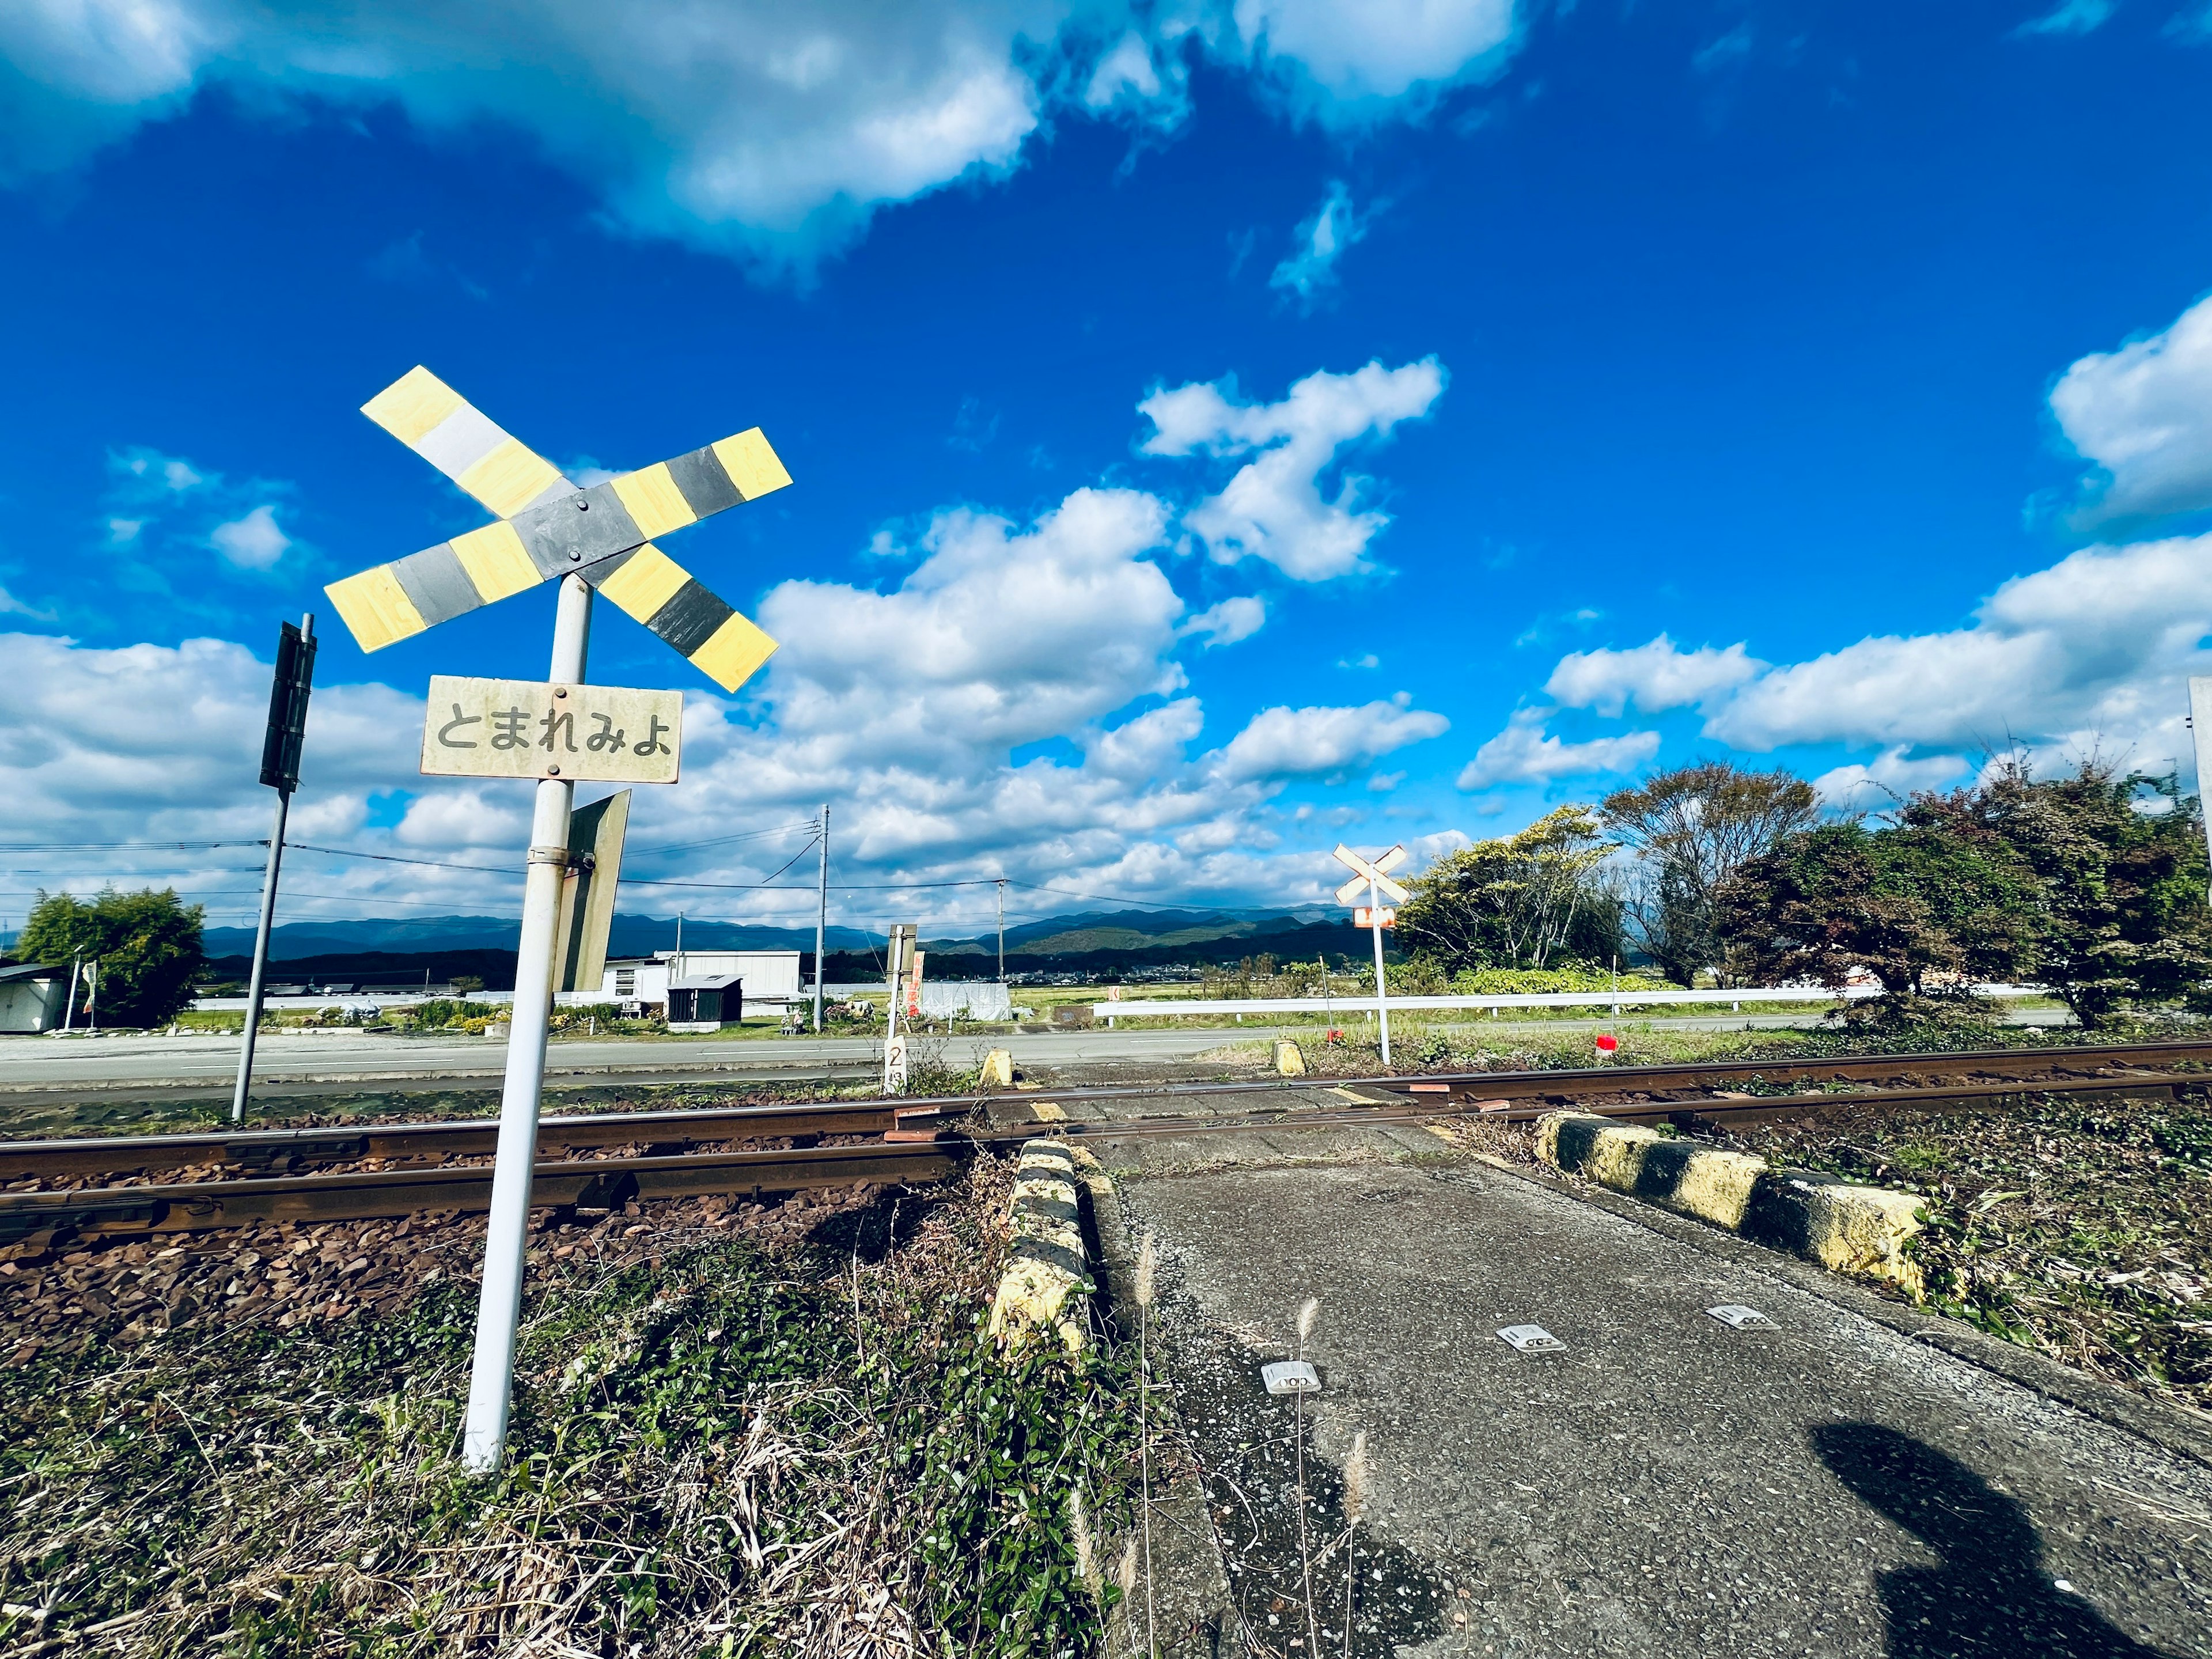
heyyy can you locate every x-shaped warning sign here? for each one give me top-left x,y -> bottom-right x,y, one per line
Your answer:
1332,842 -> 1409,907
324,367 -> 790,692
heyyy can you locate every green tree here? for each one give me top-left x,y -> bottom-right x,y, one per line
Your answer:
1602,762 -> 1819,988
16,888 -> 206,1028
1715,818 -> 2039,1006
1397,805 -> 1619,972
1933,760 -> 2212,1028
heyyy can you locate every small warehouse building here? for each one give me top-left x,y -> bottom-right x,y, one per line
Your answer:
0,963 -> 71,1033
666,975 -> 744,1032
594,949 -> 802,1019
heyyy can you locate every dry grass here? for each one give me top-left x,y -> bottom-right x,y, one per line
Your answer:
0,1161 -> 1137,1656
1718,1095 -> 2212,1414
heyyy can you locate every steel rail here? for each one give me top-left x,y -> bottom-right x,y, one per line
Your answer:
3,1060 -> 2199,1243
5,1037 -> 2207,1188
0,1099 -> 954,1181
0,1140 -> 968,1242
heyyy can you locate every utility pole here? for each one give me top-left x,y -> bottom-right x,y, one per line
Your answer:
463,573 -> 590,1475
813,803 -> 830,1032
232,613 -> 316,1122
995,877 -> 1006,986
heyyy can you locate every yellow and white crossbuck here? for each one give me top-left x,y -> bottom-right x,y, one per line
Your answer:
324,366 -> 790,691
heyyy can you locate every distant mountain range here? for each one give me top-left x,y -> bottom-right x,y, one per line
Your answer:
196,906 -> 1362,987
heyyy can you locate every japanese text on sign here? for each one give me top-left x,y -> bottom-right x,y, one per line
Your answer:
420,675 -> 683,784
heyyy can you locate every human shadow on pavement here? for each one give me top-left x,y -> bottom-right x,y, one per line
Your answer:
1813,1423 -> 2175,1658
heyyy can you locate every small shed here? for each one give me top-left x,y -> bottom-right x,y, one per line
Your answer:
0,963 -> 71,1033
666,975 -> 743,1032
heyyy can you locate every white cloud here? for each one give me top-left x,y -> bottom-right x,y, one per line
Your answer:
2013,0 -> 2118,36
1181,595 -> 1267,647
1338,652 -> 1379,669
1229,0 -> 1521,116
1455,709 -> 1660,790
2050,289 -> 2212,524
1269,180 -> 1367,305
0,1 -> 1528,268
1139,357 -> 1446,581
0,584 -> 56,621
1812,747 -> 1973,810
1702,532 -> 2212,765
756,486 -> 1185,768
1544,634 -> 1766,717
1081,697 -> 1205,783
1082,29 -> 1187,127
1212,699 -> 1449,783
1366,770 -> 1404,792
208,503 -> 291,570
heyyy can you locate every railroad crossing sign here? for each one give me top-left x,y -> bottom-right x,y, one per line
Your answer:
1333,843 -> 1408,1068
1333,842 -> 1408,907
325,366 -> 791,692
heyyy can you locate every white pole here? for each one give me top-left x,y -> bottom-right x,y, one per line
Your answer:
996,878 -> 1005,986
1369,885 -> 1391,1068
62,952 -> 80,1035
813,804 -> 830,1033
462,571 -> 590,1475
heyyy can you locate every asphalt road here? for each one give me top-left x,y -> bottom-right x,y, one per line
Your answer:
1095,1114 -> 2210,1658
0,1008 -> 2069,1094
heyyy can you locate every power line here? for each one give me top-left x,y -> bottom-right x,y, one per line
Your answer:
626,820 -> 821,857
0,840 -> 265,852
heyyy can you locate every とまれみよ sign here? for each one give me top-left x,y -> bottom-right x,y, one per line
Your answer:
420,675 -> 683,785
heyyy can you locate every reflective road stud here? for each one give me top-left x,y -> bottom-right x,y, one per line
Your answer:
1498,1324 -> 1566,1353
1707,1304 -> 1774,1329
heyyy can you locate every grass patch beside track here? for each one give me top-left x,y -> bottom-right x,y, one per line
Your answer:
1226,1010 -> 2203,1078
0,1160 -> 1135,1656
1414,1016 -> 2212,1416
1719,1096 -> 2212,1416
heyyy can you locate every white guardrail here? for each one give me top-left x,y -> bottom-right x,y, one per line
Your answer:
1088,984 -> 2049,1021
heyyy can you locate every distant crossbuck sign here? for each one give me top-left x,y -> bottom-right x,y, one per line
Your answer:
421,675 -> 683,785
325,367 -> 791,692
1333,843 -> 1408,907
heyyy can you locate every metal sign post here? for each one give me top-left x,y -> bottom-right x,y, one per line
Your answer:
2191,679 -> 2212,905
462,572 -> 593,1476
232,614 -> 317,1123
882,923 -> 918,1092
322,365 -> 796,1477
1332,843 -> 1409,1067
813,804 -> 830,1033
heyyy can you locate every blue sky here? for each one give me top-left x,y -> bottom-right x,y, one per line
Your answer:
5,1 -> 2212,936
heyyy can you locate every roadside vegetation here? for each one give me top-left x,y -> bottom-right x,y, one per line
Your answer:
0,1161 -> 1135,1656
1720,1092 -> 2212,1414
1391,756 -> 2212,1031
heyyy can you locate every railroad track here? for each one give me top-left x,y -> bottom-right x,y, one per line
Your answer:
3,1038 -> 2204,1243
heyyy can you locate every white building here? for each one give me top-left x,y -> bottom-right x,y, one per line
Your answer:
0,963 -> 71,1033
597,949 -> 803,1012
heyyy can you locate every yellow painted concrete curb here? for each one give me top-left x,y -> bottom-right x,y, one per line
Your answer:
1536,1111 -> 1926,1297
988,1138 -> 1090,1353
